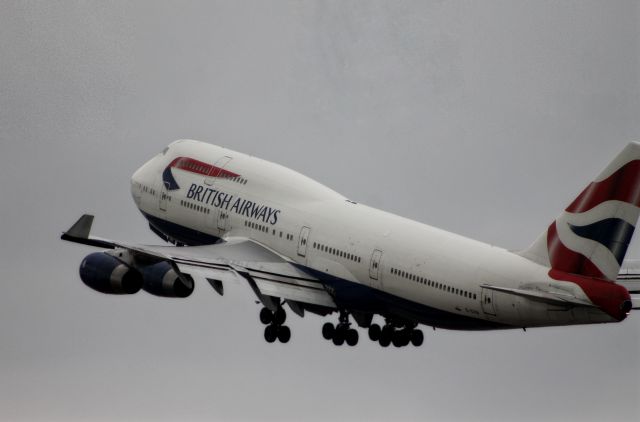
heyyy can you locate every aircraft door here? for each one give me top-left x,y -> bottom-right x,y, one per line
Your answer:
205,156 -> 232,186
159,182 -> 168,212
369,249 -> 383,288
297,226 -> 310,257
217,209 -> 229,232
480,287 -> 497,316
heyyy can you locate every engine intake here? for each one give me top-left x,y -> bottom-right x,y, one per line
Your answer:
141,261 -> 194,298
79,252 -> 143,294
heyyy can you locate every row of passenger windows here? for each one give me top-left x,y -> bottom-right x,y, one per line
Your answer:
244,220 -> 294,241
245,219 -> 269,233
312,242 -> 361,263
142,185 -> 156,196
180,200 -> 211,214
390,267 -> 477,300
226,175 -> 247,185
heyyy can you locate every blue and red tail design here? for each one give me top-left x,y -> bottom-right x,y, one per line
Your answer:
519,143 -> 640,320
162,157 -> 239,191
521,142 -> 640,282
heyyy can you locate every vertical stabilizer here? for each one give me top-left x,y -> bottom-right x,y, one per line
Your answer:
519,142 -> 640,281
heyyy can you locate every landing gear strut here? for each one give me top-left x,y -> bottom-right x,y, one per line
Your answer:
260,305 -> 290,343
322,310 -> 359,346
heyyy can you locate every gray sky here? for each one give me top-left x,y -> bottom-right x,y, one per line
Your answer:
1,1 -> 639,421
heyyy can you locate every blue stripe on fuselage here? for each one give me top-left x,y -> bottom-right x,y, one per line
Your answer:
142,211 -> 220,246
296,264 -> 509,331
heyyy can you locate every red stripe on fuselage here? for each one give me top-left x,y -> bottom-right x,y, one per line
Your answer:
566,159 -> 640,213
547,222 -> 606,279
168,157 -> 239,179
549,269 -> 631,321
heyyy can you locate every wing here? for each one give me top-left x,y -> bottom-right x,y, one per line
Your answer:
62,215 -> 336,312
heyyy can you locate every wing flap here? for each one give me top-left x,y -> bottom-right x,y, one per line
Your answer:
253,278 -> 335,308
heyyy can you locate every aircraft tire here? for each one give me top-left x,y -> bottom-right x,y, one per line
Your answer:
274,308 -> 287,325
322,322 -> 335,340
332,327 -> 345,346
411,329 -> 424,347
401,330 -> 412,347
368,323 -> 381,341
259,308 -> 273,325
264,324 -> 277,343
346,329 -> 359,346
392,333 -> 404,348
278,325 -> 291,343
379,335 -> 391,347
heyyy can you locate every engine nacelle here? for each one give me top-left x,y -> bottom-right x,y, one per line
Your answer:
141,261 -> 194,298
79,252 -> 143,294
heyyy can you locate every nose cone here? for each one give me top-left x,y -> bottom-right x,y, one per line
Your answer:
130,165 -> 144,205
130,155 -> 158,204
130,165 -> 142,187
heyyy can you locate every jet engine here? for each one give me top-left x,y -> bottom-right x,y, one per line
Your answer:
79,252 -> 143,294
141,261 -> 194,298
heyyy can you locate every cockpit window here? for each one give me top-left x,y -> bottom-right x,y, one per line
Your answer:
162,146 -> 169,155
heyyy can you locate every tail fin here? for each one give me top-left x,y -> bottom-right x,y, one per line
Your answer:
520,142 -> 640,281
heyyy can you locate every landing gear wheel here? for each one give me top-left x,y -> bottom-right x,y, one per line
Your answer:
274,308 -> 287,325
379,335 -> 391,347
322,322 -> 335,340
410,329 -> 424,347
259,308 -> 273,325
332,326 -> 345,346
278,325 -> 291,343
401,330 -> 411,347
379,325 -> 392,347
264,324 -> 277,343
346,329 -> 359,346
392,331 -> 404,348
368,324 -> 381,342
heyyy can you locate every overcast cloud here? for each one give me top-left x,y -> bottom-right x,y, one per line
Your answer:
1,1 -> 639,421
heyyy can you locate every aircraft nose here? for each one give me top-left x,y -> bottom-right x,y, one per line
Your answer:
130,164 -> 146,204
131,164 -> 143,186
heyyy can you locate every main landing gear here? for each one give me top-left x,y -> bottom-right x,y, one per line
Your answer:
367,321 -> 423,348
259,306 -> 291,344
321,310 -> 359,346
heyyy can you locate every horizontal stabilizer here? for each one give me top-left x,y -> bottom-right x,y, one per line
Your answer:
617,260 -> 640,309
616,279 -> 640,294
482,284 -> 596,308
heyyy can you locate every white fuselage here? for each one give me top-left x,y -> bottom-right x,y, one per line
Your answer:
130,140 -> 615,329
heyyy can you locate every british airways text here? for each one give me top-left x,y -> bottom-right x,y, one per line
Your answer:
186,183 -> 280,225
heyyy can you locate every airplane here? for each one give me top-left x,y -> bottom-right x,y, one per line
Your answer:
62,139 -> 640,347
